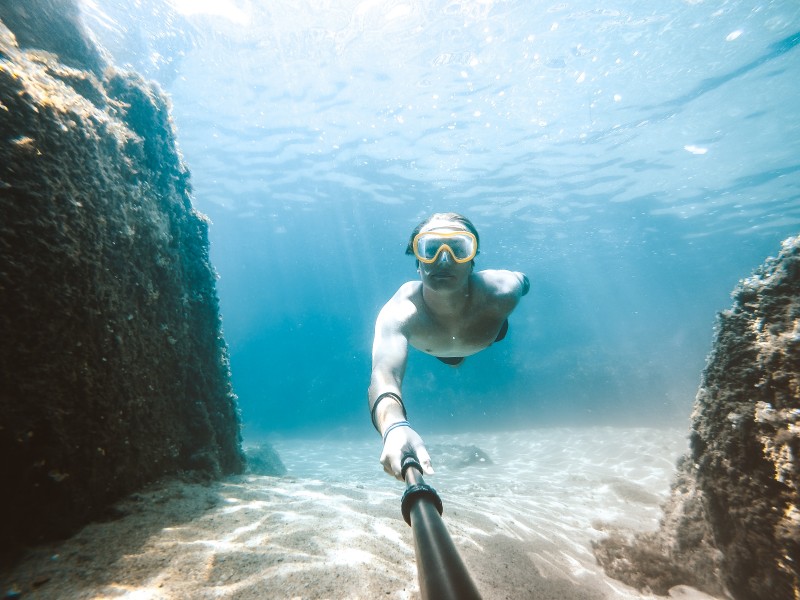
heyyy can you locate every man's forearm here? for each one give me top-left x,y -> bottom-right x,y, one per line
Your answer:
368,390 -> 407,434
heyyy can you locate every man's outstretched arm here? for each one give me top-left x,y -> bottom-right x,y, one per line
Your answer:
368,304 -> 434,479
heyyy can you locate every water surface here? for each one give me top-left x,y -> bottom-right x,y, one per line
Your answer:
81,0 -> 800,436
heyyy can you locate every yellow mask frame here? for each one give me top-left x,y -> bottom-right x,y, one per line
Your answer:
412,230 -> 478,264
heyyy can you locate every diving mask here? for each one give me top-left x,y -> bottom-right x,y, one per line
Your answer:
412,230 -> 478,264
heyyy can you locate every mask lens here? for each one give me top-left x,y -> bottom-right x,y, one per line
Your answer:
445,234 -> 473,259
414,232 -> 476,263
417,236 -> 445,260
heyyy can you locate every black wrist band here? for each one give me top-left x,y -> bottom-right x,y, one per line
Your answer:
370,391 -> 406,432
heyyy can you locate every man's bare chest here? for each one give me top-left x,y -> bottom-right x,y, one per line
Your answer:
408,312 -> 506,357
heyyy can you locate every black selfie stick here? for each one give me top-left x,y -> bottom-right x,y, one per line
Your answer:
400,452 -> 483,600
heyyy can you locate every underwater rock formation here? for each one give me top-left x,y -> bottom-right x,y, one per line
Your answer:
594,236 -> 800,599
0,0 -> 244,560
428,443 -> 493,470
244,443 -> 288,477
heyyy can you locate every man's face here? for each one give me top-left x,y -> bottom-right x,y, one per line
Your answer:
416,219 -> 474,291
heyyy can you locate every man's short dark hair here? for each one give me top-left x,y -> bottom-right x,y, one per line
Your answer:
405,212 -> 480,257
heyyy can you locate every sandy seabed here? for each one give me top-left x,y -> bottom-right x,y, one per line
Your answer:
1,427 -> 724,600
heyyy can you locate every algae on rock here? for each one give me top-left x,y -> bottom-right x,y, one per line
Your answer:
0,0 -> 245,559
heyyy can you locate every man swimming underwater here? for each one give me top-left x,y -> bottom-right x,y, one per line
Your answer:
368,213 -> 529,479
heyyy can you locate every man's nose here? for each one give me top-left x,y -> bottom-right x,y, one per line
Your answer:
437,248 -> 451,263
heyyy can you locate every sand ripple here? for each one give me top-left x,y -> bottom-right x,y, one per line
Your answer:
2,427 -> 724,600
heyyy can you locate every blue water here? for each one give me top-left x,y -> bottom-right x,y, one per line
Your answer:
81,0 -> 800,437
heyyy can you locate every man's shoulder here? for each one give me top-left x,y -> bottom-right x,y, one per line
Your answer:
393,280 -> 422,299
476,269 -> 526,295
378,281 -> 422,326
